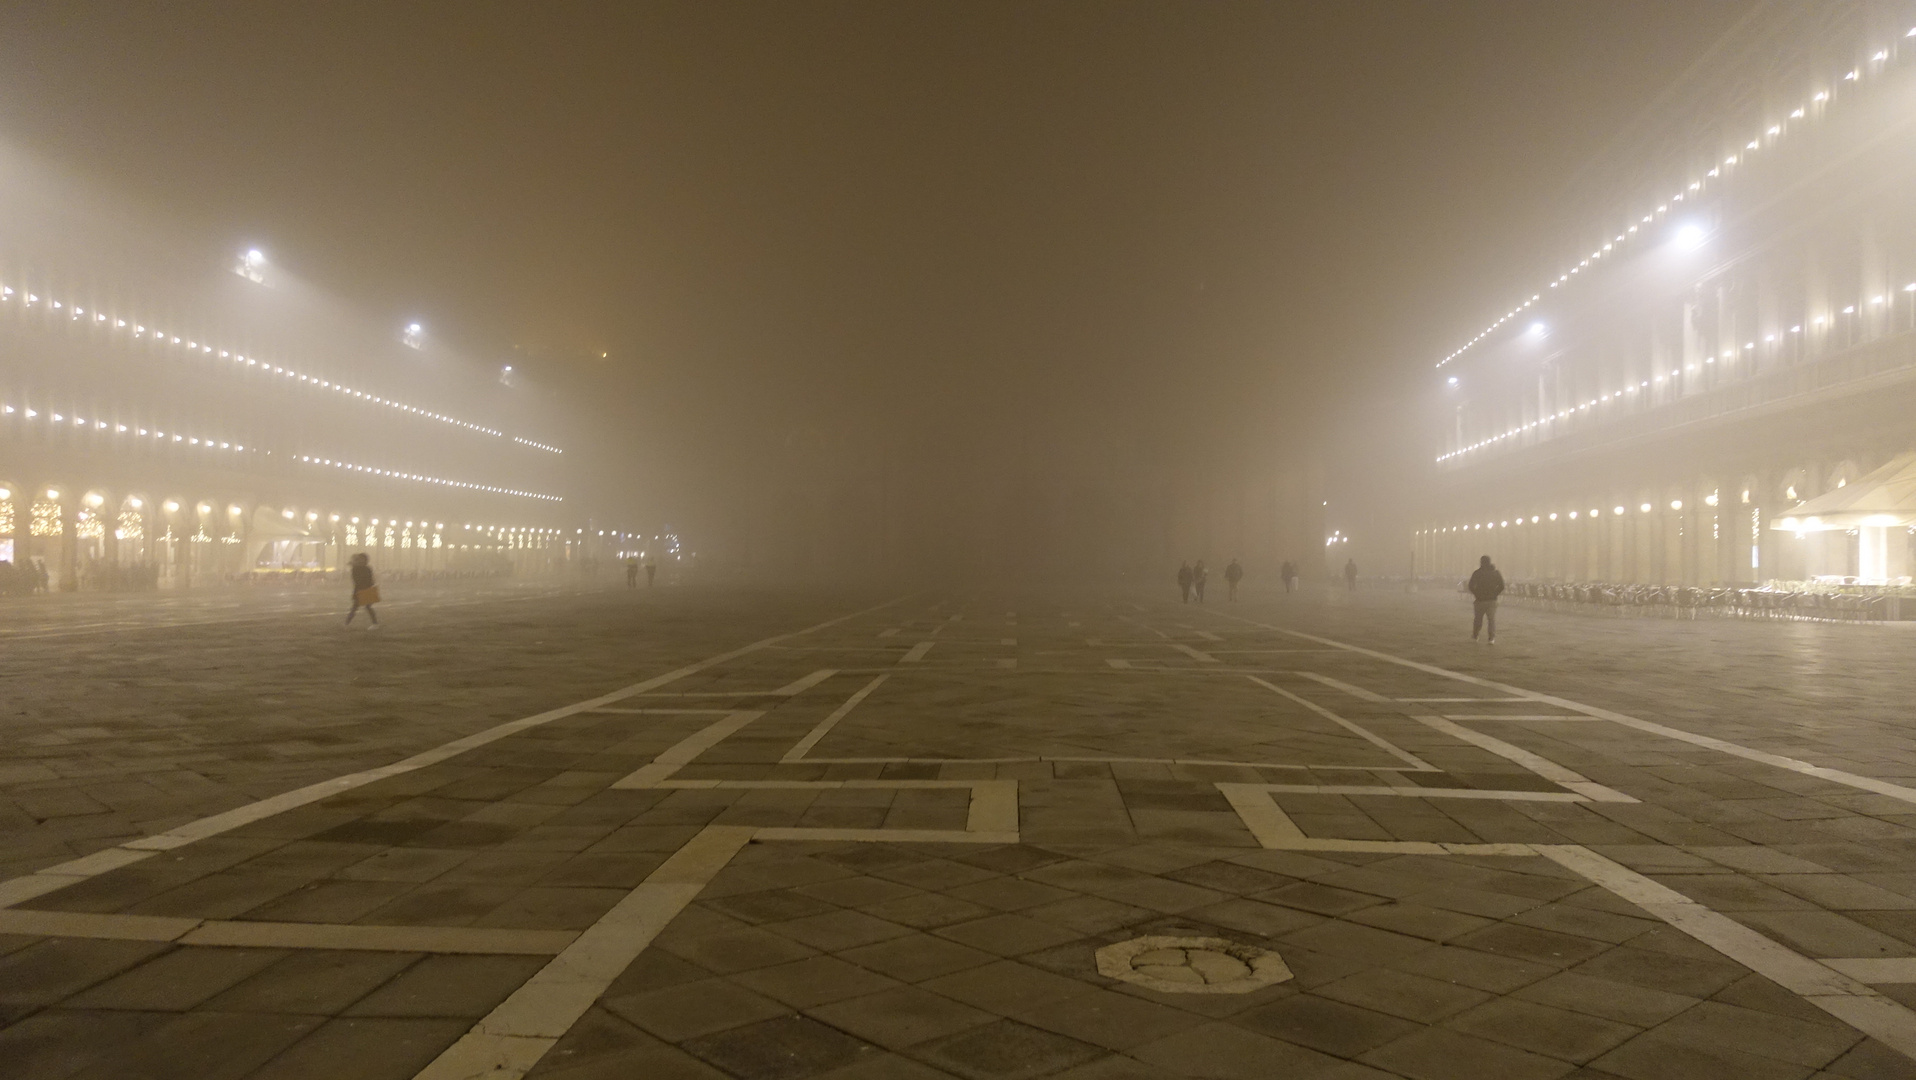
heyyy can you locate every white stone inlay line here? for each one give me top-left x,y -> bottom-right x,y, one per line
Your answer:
1245,675 -> 1435,771
1442,714 -> 1602,722
1214,784 -> 1529,856
1298,672 -> 1636,803
1213,610 -> 1916,810
611,711 -> 763,788
1214,780 -> 1916,1061
414,824 -> 757,1080
1536,845 -> 1916,1060
0,596 -> 905,910
900,641 -> 934,663
1822,958 -> 1916,984
782,674 -> 889,763
1170,643 -> 1219,663
771,668 -> 838,696
1258,784 -> 1585,802
0,908 -> 576,954
586,708 -> 739,715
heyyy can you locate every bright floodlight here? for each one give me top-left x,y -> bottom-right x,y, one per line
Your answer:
1528,321 -> 1547,336
1446,376 -> 1459,386
402,322 -> 425,349
1673,223 -> 1707,250
235,248 -> 267,283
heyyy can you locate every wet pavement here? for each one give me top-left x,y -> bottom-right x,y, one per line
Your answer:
4,581 -> 1916,1079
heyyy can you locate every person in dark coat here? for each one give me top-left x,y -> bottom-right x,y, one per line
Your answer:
1224,559 -> 1243,601
345,552 -> 380,628
1176,563 -> 1194,604
1468,554 -> 1505,643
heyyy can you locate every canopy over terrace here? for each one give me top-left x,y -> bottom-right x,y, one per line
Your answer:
1773,451 -> 1916,583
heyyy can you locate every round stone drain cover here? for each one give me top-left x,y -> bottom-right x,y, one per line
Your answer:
1095,935 -> 1292,994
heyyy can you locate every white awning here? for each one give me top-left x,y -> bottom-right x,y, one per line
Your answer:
248,507 -> 325,541
1772,451 -> 1916,531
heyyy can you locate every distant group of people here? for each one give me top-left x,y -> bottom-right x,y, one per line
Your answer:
1176,559 -> 1243,603
1168,551 -> 1509,644
624,557 -> 657,589
0,558 -> 51,597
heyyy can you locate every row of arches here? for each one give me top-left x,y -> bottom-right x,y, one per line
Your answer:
0,479 -> 574,591
1418,457 -> 1914,586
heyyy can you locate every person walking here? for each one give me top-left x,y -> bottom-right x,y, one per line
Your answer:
1468,555 -> 1504,643
1281,560 -> 1297,593
345,552 -> 380,629
1176,562 -> 1194,604
1224,558 -> 1243,602
1343,558 -> 1358,592
645,559 -> 657,587
625,557 -> 640,589
1192,560 -> 1209,603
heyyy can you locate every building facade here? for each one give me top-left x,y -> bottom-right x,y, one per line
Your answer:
0,251 -> 591,591
1419,1 -> 1916,587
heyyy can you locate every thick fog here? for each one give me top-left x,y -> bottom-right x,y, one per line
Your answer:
0,2 -> 1755,584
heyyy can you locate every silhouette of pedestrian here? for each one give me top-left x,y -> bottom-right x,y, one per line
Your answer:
626,558 -> 639,589
1225,559 -> 1243,602
1177,562 -> 1194,604
1193,560 -> 1209,604
1281,561 -> 1297,593
345,553 -> 380,629
645,559 -> 657,587
1469,554 -> 1505,643
1343,558 -> 1358,592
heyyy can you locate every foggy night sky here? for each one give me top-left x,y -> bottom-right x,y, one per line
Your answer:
0,2 -> 1755,577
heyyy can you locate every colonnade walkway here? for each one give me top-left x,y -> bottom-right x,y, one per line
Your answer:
4,583 -> 1916,1079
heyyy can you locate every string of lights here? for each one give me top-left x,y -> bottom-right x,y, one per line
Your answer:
0,281 -> 564,453
1432,25 -> 1916,371
1437,282 -> 1916,464
294,454 -> 563,502
512,436 -> 563,454
1,401 -> 248,453
0,394 -> 565,506
1421,501 -> 1695,536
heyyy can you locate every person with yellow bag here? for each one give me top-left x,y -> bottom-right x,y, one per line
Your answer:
345,552 -> 381,630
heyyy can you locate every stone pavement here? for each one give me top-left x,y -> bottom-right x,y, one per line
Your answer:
5,582 -> 1916,1079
